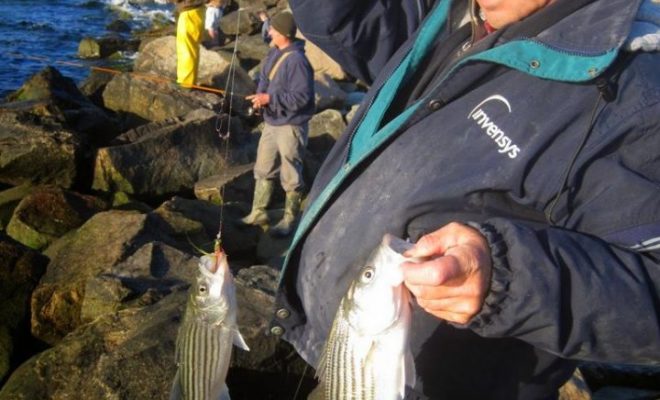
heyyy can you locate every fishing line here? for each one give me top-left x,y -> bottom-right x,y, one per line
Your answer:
213,7 -> 244,251
291,363 -> 310,400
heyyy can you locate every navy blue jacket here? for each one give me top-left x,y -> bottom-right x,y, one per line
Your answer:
257,40 -> 314,126
273,0 -> 660,398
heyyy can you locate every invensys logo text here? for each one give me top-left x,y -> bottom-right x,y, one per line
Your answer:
468,95 -> 520,159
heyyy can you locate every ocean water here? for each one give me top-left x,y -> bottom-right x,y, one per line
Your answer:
0,0 -> 172,99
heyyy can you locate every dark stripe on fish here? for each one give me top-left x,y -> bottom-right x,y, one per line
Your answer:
177,321 -> 232,400
322,304 -> 376,400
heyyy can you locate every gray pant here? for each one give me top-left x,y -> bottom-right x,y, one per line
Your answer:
254,123 -> 308,192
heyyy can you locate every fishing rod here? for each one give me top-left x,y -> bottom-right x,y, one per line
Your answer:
7,51 -> 253,97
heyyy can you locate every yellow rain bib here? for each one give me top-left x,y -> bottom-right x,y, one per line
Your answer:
176,6 -> 204,87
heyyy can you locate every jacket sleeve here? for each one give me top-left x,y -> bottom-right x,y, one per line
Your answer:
468,219 -> 660,365
266,55 -> 314,115
288,0 -> 434,84
466,99 -> 660,365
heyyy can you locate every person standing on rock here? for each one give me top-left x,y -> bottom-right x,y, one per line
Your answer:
242,11 -> 315,237
172,0 -> 205,87
203,0 -> 226,48
258,10 -> 272,45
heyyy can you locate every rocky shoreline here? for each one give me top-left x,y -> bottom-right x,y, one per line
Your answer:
0,1 -> 657,399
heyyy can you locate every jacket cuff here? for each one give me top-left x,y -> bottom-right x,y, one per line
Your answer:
466,222 -> 513,330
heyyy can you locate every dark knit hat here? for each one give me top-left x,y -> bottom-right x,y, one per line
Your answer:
270,12 -> 297,39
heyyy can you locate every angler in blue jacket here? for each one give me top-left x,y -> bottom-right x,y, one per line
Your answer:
243,11 -> 315,237
269,0 -> 660,398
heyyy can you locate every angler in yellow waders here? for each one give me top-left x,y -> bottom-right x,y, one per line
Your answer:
176,5 -> 204,88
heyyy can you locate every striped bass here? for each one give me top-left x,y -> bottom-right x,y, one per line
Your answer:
170,251 -> 249,400
316,234 -> 417,400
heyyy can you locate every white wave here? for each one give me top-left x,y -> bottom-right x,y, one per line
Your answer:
119,51 -> 139,60
102,0 -> 175,27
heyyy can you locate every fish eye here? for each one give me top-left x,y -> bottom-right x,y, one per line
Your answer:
360,267 -> 375,283
198,285 -> 207,294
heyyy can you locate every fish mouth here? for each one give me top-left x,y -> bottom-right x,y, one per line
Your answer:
199,253 -> 228,276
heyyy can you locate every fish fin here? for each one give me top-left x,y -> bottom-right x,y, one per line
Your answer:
315,347 -> 328,381
218,383 -> 231,400
169,370 -> 182,400
363,339 -> 379,368
233,330 -> 250,351
404,348 -> 416,392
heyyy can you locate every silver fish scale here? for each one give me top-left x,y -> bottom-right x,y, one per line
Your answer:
176,319 -> 233,400
321,301 -> 377,400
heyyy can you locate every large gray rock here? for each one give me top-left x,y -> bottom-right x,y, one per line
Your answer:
102,72 -> 223,123
219,9 -> 261,36
4,66 -> 120,146
303,109 -> 347,182
1,265 -> 315,400
81,241 -> 198,322
0,234 -> 48,382
78,35 -> 139,59
0,184 -> 34,230
314,73 -> 348,111
6,185 -> 108,250
300,34 -> 347,81
133,36 -> 256,100
256,228 -> 292,267
1,290 -> 185,400
78,68 -> 116,109
236,0 -> 269,10
558,369 -> 592,400
0,326 -> 10,383
227,33 -> 270,70
193,163 -> 256,205
307,109 -> 346,156
152,196 -> 260,260
0,107 -> 83,189
0,234 -> 48,331
345,103 -> 361,124
31,210 -> 178,345
92,110 -> 252,200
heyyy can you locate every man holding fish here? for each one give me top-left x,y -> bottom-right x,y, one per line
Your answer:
270,0 -> 660,398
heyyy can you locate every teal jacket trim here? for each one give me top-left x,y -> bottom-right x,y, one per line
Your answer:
473,40 -> 620,82
348,0 -> 451,163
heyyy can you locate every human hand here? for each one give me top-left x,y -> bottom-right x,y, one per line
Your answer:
245,93 -> 270,109
402,222 -> 492,324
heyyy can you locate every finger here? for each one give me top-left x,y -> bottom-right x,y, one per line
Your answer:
404,232 -> 445,258
414,295 -> 484,318
245,94 -> 256,100
405,281 -> 475,301
401,255 -> 463,286
421,308 -> 473,325
403,222 -> 480,258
